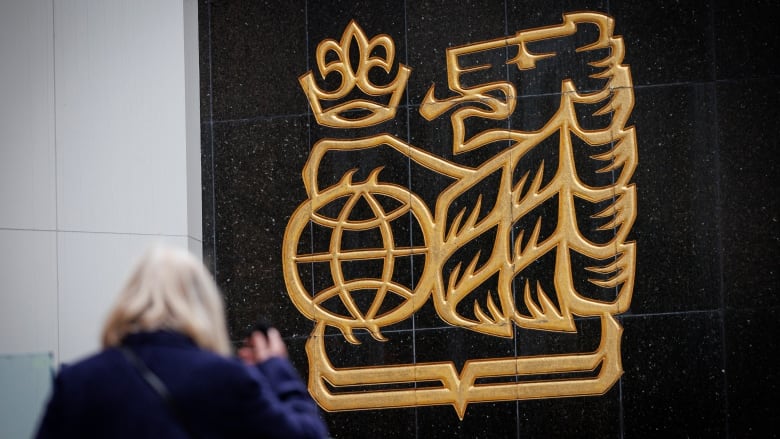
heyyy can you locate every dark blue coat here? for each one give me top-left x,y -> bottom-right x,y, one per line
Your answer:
35,331 -> 329,438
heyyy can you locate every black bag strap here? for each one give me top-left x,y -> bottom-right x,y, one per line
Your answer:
119,346 -> 200,439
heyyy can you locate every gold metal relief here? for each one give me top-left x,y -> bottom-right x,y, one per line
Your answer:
299,20 -> 411,128
283,11 -> 636,418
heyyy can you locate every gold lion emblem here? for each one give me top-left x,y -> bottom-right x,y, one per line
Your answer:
284,11 -> 636,418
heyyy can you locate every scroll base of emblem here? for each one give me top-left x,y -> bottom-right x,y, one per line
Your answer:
306,313 -> 623,419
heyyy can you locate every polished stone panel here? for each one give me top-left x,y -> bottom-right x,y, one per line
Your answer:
725,308 -> 780,436
417,402 -> 519,438
622,312 -> 727,437
208,0 -> 308,119
199,1 -> 779,436
714,0 -> 780,80
210,116 -> 314,339
516,387 -> 620,438
629,83 -> 721,314
717,78 -> 780,309
611,0 -> 716,86
406,0 -> 507,105
200,121 -> 216,275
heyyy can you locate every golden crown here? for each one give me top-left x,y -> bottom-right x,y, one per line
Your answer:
299,21 -> 411,128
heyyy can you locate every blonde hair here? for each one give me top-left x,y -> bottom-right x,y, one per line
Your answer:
101,244 -> 232,356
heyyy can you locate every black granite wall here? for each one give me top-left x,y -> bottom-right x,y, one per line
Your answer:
199,1 -> 779,437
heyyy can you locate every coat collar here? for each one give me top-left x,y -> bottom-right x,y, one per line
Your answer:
120,330 -> 197,349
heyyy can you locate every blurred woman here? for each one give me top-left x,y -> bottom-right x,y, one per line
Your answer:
35,244 -> 329,438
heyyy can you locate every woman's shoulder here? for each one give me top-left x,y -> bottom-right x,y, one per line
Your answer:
57,349 -> 122,378
48,349 -> 127,398
120,336 -> 256,386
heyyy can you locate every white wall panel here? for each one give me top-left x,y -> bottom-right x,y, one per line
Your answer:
188,235 -> 203,260
56,232 -> 190,364
0,230 -> 58,357
0,0 -> 203,370
0,0 -> 56,230
185,0 -> 203,243
54,0 -> 188,236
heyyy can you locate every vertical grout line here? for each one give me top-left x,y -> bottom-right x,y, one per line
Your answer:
301,0 -> 325,426
51,0 -> 61,368
709,3 -> 729,438
303,0 -> 317,331
616,0 -> 626,424
401,2 -> 419,437
601,2 -> 628,438
501,2 -> 523,437
402,0 -> 414,359
206,0 -> 218,278
303,0 -> 310,84
609,1 -> 628,437
403,0 -> 420,439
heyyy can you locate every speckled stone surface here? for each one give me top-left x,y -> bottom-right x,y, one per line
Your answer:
200,1 -> 780,436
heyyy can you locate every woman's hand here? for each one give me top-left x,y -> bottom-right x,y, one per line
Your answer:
238,328 -> 288,365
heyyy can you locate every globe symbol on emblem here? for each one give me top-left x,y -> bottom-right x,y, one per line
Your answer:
283,171 -> 434,343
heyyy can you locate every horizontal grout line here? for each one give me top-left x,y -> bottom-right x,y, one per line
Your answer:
56,230 -> 194,238
263,308 -> 757,342
0,227 -> 193,238
206,113 -> 310,125
618,309 -> 720,318
0,227 -> 57,232
273,305 -> 780,340
202,79 -> 756,126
